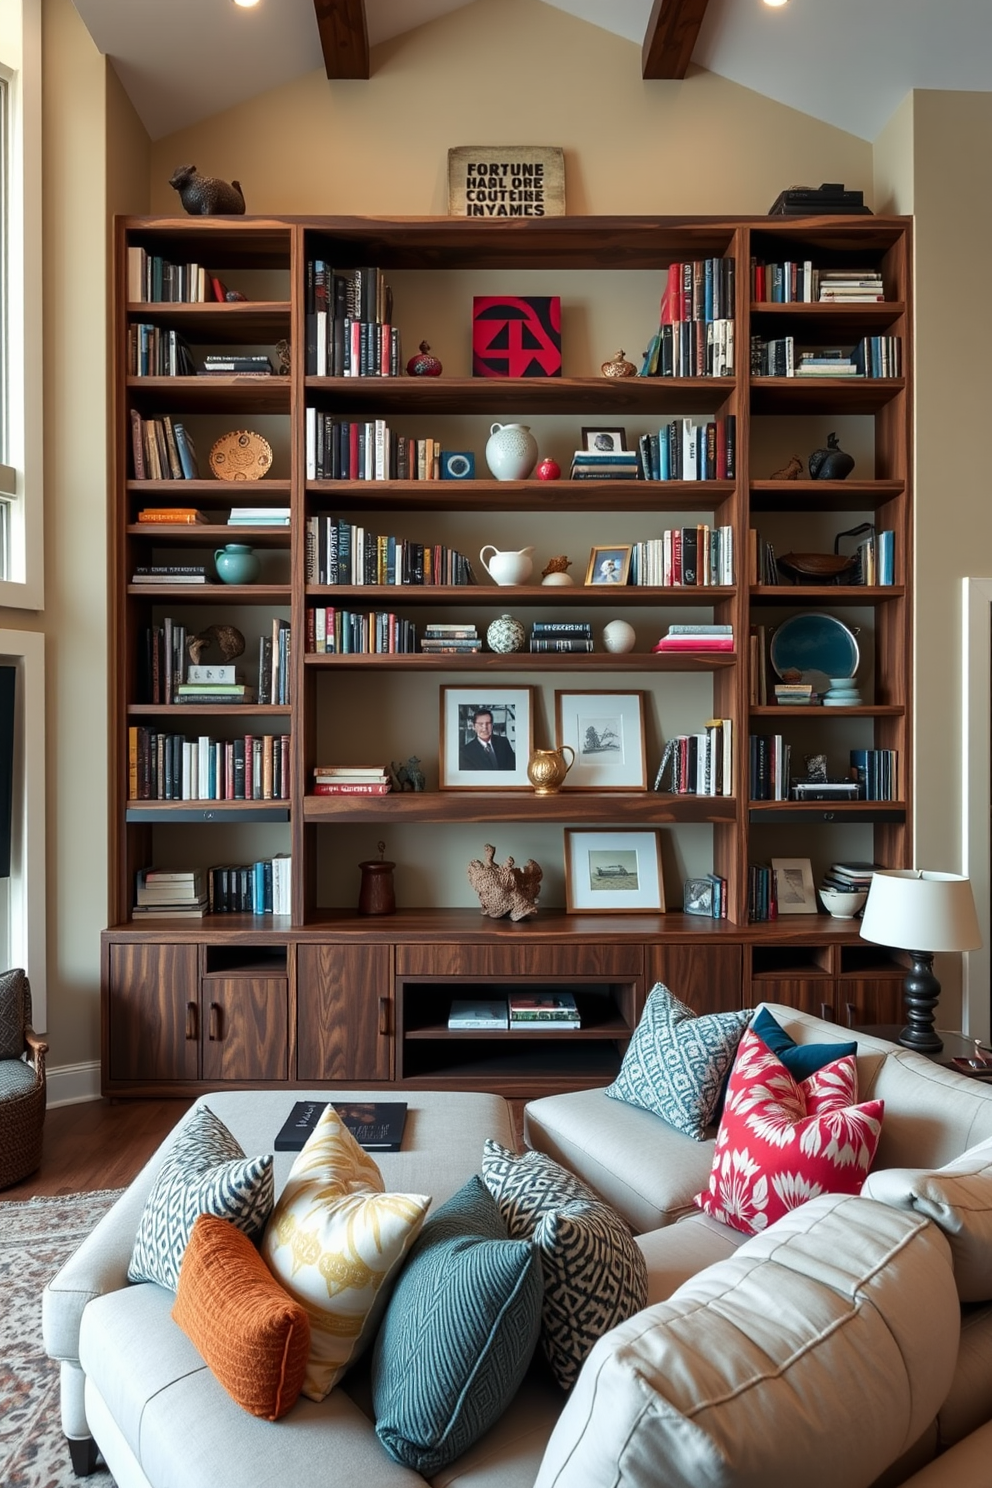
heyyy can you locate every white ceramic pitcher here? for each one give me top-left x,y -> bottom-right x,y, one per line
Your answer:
479,545 -> 535,586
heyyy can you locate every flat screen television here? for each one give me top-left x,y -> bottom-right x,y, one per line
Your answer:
0,666 -> 15,877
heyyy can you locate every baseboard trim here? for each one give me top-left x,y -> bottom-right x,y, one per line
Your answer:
47,1061 -> 102,1107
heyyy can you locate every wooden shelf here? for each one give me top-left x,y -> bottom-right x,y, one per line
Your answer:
304,791 -> 735,825
307,479 -> 736,513
750,378 -> 904,414
750,584 -> 905,605
127,301 -> 291,342
126,376 -> 291,414
303,651 -> 736,672
304,583 -> 735,608
749,480 -> 903,513
304,375 -> 736,416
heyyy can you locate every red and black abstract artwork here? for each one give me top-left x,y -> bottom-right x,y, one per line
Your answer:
472,296 -> 562,378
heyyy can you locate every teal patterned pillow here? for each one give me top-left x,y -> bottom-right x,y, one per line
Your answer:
128,1105 -> 274,1292
606,983 -> 751,1140
371,1175 -> 542,1473
481,1142 -> 648,1390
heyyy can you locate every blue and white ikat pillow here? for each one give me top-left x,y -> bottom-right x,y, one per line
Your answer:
606,983 -> 751,1141
128,1104 -> 274,1292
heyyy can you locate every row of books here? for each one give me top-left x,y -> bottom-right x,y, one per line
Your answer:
305,260 -> 397,376
128,324 -> 196,377
653,718 -> 734,796
125,249 -> 233,304
196,354 -> 275,377
447,993 -> 581,1030
750,260 -> 885,304
639,318 -> 735,379
631,527 -> 734,588
659,257 -> 737,326
751,334 -> 902,378
748,864 -> 779,923
206,856 -> 292,916
305,413 -> 446,481
637,416 -> 737,482
127,730 -> 291,802
313,766 -> 391,796
129,411 -> 200,480
306,609 -> 419,656
851,748 -> 899,801
138,619 -> 290,706
304,517 -> 475,587
653,624 -> 734,652
749,734 -> 792,801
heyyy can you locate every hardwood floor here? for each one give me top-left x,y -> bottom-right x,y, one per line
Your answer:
1,1095 -> 528,1201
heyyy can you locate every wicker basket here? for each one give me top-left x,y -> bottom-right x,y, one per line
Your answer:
0,1057 -> 46,1188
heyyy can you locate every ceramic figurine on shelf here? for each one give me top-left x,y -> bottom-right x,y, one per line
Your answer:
168,164 -> 245,216
466,843 -> 542,921
601,349 -> 637,378
809,433 -> 855,481
406,341 -> 442,376
486,614 -> 526,653
541,555 -> 575,586
187,624 -> 245,667
770,455 -> 805,480
536,456 -> 561,480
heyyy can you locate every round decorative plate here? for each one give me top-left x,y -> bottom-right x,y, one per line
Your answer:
208,429 -> 273,482
769,613 -> 860,693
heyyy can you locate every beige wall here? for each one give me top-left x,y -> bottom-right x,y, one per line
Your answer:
37,0 -> 989,1069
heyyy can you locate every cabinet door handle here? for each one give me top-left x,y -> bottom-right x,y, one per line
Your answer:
845,1001 -> 858,1029
186,1002 -> 198,1041
378,997 -> 389,1036
208,1002 -> 222,1041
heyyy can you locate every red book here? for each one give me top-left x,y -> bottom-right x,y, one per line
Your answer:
653,636 -> 734,652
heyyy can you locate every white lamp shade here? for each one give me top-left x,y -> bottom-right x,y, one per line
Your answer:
860,870 -> 982,953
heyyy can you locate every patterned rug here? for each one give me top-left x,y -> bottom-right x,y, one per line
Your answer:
0,1190 -> 122,1487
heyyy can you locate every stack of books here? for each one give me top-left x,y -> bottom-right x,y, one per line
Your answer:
133,867 -> 207,918
653,624 -> 734,652
774,682 -> 816,706
174,680 -> 257,706
821,861 -> 876,893
447,999 -> 509,1030
790,778 -> 860,802
198,354 -> 274,376
529,621 -> 592,653
420,623 -> 481,655
795,350 -> 859,377
137,507 -> 207,525
131,565 -> 212,586
228,507 -> 290,527
312,765 -> 391,796
817,270 -> 885,303
508,992 -> 580,1030
569,449 -> 640,480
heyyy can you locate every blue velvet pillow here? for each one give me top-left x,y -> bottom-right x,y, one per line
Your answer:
371,1175 -> 543,1473
751,1005 -> 857,1081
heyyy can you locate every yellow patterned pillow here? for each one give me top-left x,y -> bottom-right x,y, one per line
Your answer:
261,1104 -> 430,1401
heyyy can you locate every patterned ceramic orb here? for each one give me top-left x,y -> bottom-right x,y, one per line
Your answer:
602,619 -> 636,654
487,614 -> 526,655
406,340 -> 442,377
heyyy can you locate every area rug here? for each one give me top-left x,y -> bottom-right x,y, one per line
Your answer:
0,1190 -> 122,1487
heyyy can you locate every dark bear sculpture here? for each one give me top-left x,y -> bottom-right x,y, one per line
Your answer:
169,165 -> 245,216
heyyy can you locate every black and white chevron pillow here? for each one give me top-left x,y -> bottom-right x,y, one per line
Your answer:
481,1142 -> 647,1390
128,1105 -> 273,1292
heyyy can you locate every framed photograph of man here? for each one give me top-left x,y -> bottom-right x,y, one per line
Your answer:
440,687 -> 534,789
554,690 -> 646,790
581,427 -> 628,452
584,545 -> 632,586
564,829 -> 664,913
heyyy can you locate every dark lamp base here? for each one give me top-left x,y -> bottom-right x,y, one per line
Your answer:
898,950 -> 944,1054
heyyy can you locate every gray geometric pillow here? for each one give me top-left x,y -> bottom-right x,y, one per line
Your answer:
128,1105 -> 273,1292
0,967 -> 30,1058
605,982 -> 751,1140
481,1142 -> 647,1390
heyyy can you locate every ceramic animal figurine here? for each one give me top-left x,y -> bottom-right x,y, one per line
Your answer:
771,455 -> 805,480
186,624 -> 245,666
169,165 -> 246,216
466,843 -> 542,921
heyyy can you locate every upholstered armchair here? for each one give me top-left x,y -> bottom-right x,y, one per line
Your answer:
0,967 -> 47,1188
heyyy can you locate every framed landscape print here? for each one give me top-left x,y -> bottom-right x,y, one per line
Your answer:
771,857 -> 817,914
554,690 -> 646,790
440,686 -> 534,789
564,830 -> 664,913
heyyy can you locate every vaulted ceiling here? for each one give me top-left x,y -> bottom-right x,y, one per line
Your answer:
70,0 -> 992,144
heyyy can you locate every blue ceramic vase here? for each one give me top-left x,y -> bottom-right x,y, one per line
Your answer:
214,543 -> 260,585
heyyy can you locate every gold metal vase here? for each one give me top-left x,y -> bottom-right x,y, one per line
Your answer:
527,745 -> 575,795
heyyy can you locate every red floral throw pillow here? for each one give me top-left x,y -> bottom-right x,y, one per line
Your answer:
694,1027 -> 884,1236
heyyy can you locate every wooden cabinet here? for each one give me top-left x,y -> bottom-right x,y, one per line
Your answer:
200,972 -> 289,1083
296,943 -> 392,1082
107,943 -> 199,1084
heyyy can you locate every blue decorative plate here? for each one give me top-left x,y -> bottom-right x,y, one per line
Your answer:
769,613 -> 859,693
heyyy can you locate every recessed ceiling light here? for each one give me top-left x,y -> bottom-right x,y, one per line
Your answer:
232,0 -> 261,8
763,0 -> 789,7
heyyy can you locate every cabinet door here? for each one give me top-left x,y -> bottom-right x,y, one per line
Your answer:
646,944 -> 744,1014
838,978 -> 905,1028
201,976 -> 289,1082
296,944 -> 391,1082
750,979 -> 836,1019
108,943 -> 199,1082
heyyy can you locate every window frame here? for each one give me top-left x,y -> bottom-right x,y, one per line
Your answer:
0,628 -> 46,1027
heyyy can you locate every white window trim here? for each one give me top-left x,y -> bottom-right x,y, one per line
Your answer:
0,627 -> 45,1026
0,0 -> 42,608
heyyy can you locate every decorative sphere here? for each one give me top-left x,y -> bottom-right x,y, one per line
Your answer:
406,340 -> 442,377
541,571 -> 575,586
536,457 -> 561,481
486,613 -> 526,654
602,619 -> 636,654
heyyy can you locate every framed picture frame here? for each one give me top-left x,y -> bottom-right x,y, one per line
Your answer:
584,545 -> 632,586
581,426 -> 627,452
564,829 -> 664,913
440,686 -> 534,789
554,690 -> 646,790
771,857 -> 818,915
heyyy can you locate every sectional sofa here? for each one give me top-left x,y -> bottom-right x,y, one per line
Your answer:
42,1003 -> 992,1487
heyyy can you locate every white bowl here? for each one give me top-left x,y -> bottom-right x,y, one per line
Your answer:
819,887 -> 867,919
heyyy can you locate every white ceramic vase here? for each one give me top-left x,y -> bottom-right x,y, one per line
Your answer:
479,546 -> 535,586
485,422 -> 538,481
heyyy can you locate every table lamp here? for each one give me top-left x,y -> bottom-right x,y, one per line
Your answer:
859,869 -> 982,1053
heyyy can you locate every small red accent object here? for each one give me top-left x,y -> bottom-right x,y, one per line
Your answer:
536,457 -> 561,481
406,340 -> 442,377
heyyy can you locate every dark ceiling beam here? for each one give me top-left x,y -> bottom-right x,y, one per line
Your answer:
313,0 -> 370,80
641,0 -> 711,79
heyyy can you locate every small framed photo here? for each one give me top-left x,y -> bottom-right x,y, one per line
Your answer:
585,545 -> 632,586
564,830 -> 664,913
771,857 -> 818,915
440,686 -> 534,790
581,426 -> 627,452
683,877 -> 714,916
554,690 -> 646,790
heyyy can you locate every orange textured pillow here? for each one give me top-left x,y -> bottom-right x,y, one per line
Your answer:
171,1213 -> 310,1420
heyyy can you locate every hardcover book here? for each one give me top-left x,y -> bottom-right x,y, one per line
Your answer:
508,992 -> 580,1026
274,1099 -> 408,1152
448,998 -> 509,1030
472,295 -> 561,378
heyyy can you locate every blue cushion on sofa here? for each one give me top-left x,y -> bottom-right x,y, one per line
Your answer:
371,1175 -> 542,1473
751,1005 -> 857,1081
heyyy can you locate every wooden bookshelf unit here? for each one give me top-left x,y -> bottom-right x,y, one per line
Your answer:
104,213 -> 913,1097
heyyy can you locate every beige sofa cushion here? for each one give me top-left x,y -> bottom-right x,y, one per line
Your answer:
533,1193 -> 959,1488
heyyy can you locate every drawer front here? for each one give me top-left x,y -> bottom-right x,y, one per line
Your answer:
396,942 -> 645,979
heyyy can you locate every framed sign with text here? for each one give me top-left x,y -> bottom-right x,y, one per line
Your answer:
447,146 -> 565,218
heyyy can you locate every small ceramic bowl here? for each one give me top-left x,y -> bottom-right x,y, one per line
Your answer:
819,887 -> 868,919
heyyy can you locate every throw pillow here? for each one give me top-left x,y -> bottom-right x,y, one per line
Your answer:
605,982 -> 751,1140
0,966 -> 29,1058
171,1214 -> 310,1420
128,1105 -> 274,1292
695,1027 -> 884,1236
481,1141 -> 648,1390
751,1005 -> 858,1081
262,1104 -> 430,1402
371,1175 -> 542,1474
